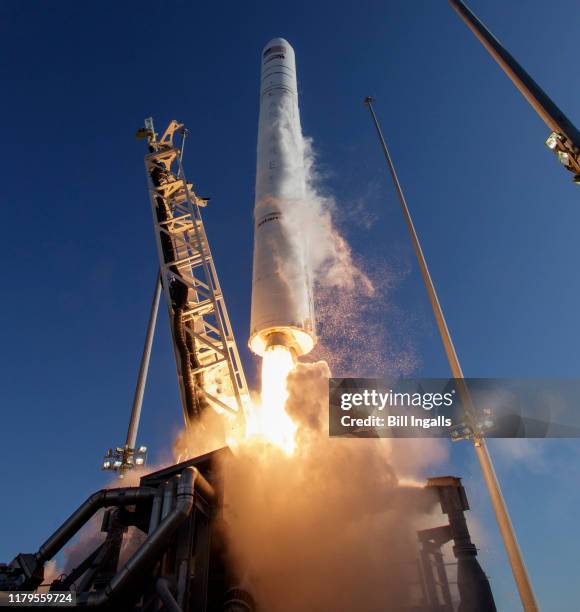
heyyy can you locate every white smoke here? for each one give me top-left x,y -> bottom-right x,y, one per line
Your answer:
219,360 -> 448,612
280,134 -> 374,295
37,560 -> 61,592
265,84 -> 417,377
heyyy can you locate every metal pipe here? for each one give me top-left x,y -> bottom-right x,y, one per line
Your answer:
364,97 -> 539,612
176,560 -> 188,610
448,0 -> 580,150
223,588 -> 255,612
188,469 -> 215,503
156,578 -> 183,612
125,272 -> 162,451
161,478 -> 177,520
37,487 -> 156,563
79,467 -> 197,607
58,543 -> 105,591
147,487 -> 163,534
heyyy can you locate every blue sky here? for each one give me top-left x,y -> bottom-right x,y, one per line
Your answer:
1,1 -> 580,609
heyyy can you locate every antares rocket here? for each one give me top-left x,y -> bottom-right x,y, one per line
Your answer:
249,38 -> 316,357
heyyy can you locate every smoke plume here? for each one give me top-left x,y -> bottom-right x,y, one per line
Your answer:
218,361 -> 445,611
280,136 -> 373,295
275,126 -> 417,377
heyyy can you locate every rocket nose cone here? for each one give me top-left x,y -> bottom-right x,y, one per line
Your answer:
263,37 -> 293,54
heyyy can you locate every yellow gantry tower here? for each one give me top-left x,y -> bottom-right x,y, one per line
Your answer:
142,119 -> 249,432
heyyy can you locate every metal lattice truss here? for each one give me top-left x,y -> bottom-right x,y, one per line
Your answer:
143,119 -> 249,430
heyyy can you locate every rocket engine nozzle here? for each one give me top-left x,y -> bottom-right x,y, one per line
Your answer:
265,331 -> 291,351
249,325 -> 313,359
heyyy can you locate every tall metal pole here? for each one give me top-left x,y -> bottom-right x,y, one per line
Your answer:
364,97 -> 539,612
448,0 -> 580,148
448,0 -> 580,181
125,272 -> 162,450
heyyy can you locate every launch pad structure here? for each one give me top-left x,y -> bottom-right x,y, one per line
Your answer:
103,119 -> 251,474
142,119 -> 249,430
0,448 -> 495,611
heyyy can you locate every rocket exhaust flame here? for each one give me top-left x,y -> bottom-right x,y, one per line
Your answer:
244,345 -> 297,454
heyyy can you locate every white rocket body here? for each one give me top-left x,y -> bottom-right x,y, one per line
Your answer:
249,38 -> 316,357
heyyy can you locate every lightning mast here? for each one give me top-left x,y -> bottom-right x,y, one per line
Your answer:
140,118 -> 249,433
365,97 -> 538,612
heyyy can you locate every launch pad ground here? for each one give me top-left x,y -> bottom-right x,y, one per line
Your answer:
0,447 -> 496,611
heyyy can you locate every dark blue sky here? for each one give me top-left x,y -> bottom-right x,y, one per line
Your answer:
2,1 -> 580,609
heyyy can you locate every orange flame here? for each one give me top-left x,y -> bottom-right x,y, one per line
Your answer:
242,345 -> 297,454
